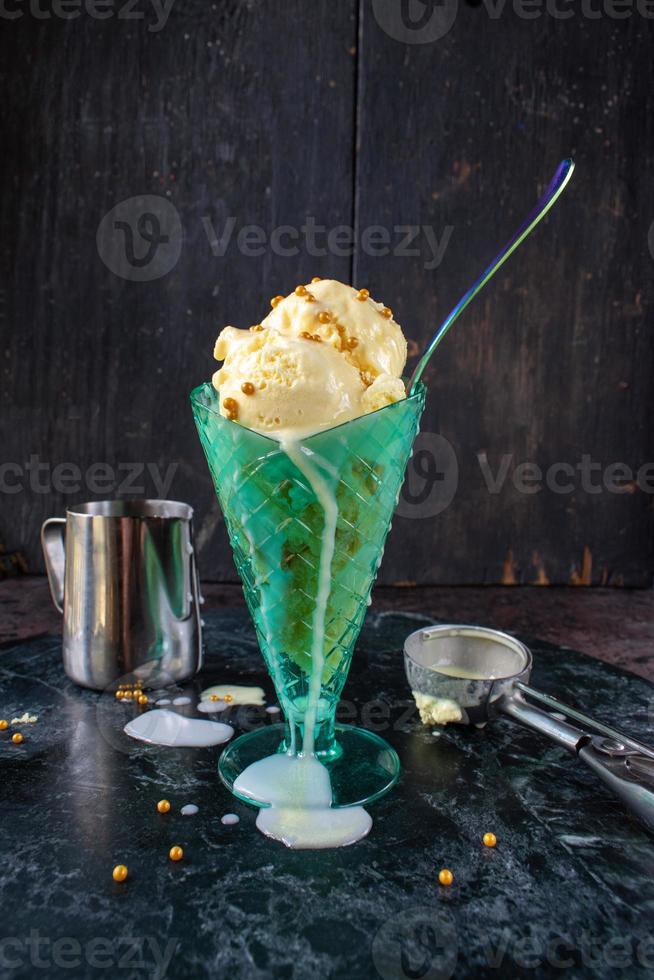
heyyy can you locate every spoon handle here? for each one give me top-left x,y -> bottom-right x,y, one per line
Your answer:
407,158 -> 575,395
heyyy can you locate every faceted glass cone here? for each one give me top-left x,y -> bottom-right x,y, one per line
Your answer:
190,382 -> 425,780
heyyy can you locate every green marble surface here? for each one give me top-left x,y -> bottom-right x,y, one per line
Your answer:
1,609 -> 654,980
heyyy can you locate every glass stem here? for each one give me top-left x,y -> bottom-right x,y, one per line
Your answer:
282,706 -> 342,761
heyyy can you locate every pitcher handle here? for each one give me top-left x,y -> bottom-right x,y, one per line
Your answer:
41,517 -> 66,613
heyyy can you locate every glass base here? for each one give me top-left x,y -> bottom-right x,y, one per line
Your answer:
219,723 -> 400,809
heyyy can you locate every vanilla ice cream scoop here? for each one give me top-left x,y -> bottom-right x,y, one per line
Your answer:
212,279 -> 407,436
262,279 -> 406,381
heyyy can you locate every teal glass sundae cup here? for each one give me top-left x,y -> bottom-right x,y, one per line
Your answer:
191,381 -> 426,807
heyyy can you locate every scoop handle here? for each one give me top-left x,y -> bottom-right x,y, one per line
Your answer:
578,743 -> 654,835
500,692 -> 654,835
499,692 -> 588,753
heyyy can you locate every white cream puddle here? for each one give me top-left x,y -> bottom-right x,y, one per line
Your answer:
173,696 -> 192,706
124,709 -> 233,748
181,804 -> 199,816
234,439 -> 372,850
235,754 -> 371,849
221,813 -> 240,825
200,685 -> 265,706
197,700 -> 229,714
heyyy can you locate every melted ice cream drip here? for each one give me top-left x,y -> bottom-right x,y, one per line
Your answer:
234,754 -> 370,849
221,813 -> 240,825
124,710 -> 233,748
197,700 -> 229,714
234,439 -> 372,849
200,685 -> 265,706
281,440 -> 337,756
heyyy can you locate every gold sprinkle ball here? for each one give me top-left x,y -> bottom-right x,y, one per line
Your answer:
311,276 -> 321,283
251,323 -> 264,332
317,311 -> 331,324
169,845 -> 184,862
112,864 -> 128,882
438,868 -> 453,887
12,732 -> 24,745
300,331 -> 313,340
381,307 -> 392,319
241,381 -> 255,395
311,334 -> 322,342
223,694 -> 234,703
483,832 -> 497,848
270,295 -> 284,308
115,690 -> 124,700
304,292 -> 316,303
209,694 -> 220,702
137,694 -> 148,706
294,284 -> 308,296
223,397 -> 237,411
346,337 -> 359,349
157,799 -> 171,814
227,410 -> 238,421
0,720 -> 8,730
356,288 -> 370,302
123,690 -> 134,700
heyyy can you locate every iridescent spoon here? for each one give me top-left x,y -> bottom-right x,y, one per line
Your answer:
407,158 -> 575,395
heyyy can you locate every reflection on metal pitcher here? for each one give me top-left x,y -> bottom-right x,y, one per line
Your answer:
41,499 -> 203,690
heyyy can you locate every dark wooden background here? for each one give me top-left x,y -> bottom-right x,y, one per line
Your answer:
1,0 -> 653,586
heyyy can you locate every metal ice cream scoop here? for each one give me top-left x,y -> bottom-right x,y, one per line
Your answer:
404,624 -> 654,835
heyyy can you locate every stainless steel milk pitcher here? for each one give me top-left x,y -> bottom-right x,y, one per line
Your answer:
41,500 -> 203,690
